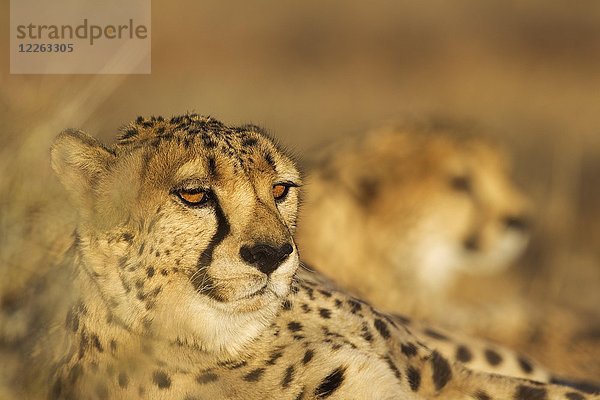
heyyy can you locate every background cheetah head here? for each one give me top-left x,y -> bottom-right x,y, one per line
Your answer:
300,126 -> 531,291
51,114 -> 301,353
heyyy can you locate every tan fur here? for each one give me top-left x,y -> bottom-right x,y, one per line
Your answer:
297,124 -> 600,381
3,115 -> 597,399
298,125 -> 531,315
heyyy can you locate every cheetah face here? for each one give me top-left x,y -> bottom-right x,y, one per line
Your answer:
380,136 -> 532,285
51,115 -> 301,353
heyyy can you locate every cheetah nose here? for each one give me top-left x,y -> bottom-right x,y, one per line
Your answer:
240,243 -> 294,275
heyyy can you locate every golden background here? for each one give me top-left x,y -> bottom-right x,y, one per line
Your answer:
1,0 -> 599,312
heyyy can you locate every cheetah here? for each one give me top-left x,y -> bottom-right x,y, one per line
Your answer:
296,124 -> 600,381
11,114 -> 598,399
297,124 -> 531,319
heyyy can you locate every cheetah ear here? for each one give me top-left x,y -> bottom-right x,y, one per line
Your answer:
51,129 -> 115,208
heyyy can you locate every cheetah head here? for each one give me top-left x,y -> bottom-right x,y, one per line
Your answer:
51,114 -> 301,354
301,126 -> 531,291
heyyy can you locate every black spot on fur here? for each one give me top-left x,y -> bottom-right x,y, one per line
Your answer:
401,342 -> 417,357
374,318 -> 390,339
518,356 -> 534,374
120,128 -> 138,140
146,267 -> 155,278
218,360 -> 247,370
244,368 -> 266,382
456,345 -> 473,363
360,322 -> 373,342
315,367 -> 345,398
484,348 -> 503,366
515,385 -> 547,400
121,232 -> 134,243
282,365 -> 295,388
242,137 -> 258,147
152,370 -> 171,389
392,313 -> 411,325
196,372 -> 218,384
550,376 -> 600,394
295,388 -> 305,400
319,308 -> 332,319
118,372 -> 129,388
266,351 -> 284,366
431,351 -> 452,391
565,393 -> 585,400
265,152 -> 276,169
474,390 -> 491,400
303,349 -> 314,365
384,356 -> 402,379
347,299 -> 362,314
95,383 -> 108,400
282,299 -> 293,310
406,366 -> 421,391
288,321 -> 303,332
109,340 -> 117,353
424,328 -> 449,341
318,290 -> 332,297
91,334 -> 103,352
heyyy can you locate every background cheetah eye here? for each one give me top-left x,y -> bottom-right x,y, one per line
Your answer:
176,189 -> 210,206
272,183 -> 291,201
449,175 -> 472,193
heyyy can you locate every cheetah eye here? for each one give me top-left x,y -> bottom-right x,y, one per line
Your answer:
273,184 -> 290,201
273,183 -> 298,202
176,188 -> 210,206
449,175 -> 472,193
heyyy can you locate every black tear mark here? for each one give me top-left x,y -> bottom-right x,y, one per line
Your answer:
315,367 -> 345,398
192,197 -> 231,296
431,351 -> 452,391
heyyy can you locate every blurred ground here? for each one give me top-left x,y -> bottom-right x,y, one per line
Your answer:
1,0 -> 599,319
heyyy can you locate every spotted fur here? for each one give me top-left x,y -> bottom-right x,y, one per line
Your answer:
10,115 -> 598,399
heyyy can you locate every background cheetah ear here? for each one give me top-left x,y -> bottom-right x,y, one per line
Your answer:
51,129 -> 115,208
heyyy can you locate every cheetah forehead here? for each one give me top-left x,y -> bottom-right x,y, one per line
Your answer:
114,113 -> 300,180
